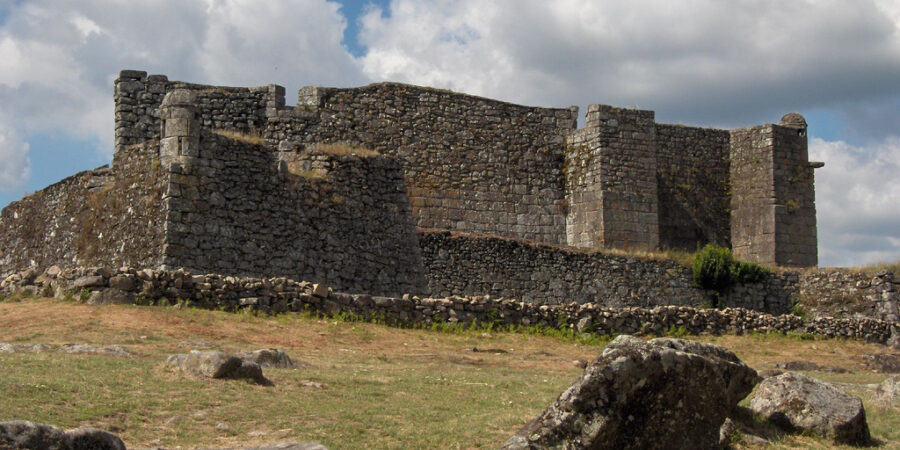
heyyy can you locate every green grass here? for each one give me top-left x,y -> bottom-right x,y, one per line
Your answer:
0,297 -> 898,449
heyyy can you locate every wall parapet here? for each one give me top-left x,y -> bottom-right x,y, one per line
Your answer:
1,266 -> 896,347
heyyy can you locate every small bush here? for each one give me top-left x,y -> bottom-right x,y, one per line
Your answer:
692,244 -> 771,293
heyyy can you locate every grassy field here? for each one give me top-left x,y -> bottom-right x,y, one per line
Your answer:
0,296 -> 898,449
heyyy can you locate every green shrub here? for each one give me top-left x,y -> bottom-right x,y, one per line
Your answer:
692,244 -> 771,293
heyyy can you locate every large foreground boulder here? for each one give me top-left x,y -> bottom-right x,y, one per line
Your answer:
502,335 -> 760,450
0,421 -> 125,450
749,372 -> 870,446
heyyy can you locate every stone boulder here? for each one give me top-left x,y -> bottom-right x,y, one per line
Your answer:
872,375 -> 900,407
166,350 -> 271,385
0,420 -> 70,449
237,348 -> 295,368
861,353 -> 900,373
57,344 -> 132,358
501,335 -> 760,450
749,372 -> 870,445
65,427 -> 126,450
0,421 -> 126,450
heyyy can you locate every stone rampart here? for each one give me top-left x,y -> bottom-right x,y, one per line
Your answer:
0,141 -> 166,275
274,83 -> 579,244
1,266 -> 895,347
115,70 -> 281,152
160,128 -> 427,296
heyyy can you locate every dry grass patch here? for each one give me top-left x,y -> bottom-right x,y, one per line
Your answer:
1,297 -> 898,449
213,129 -> 265,146
309,142 -> 380,157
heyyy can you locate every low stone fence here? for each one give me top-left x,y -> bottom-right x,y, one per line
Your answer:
420,230 -> 796,314
2,266 -> 897,347
799,270 -> 898,323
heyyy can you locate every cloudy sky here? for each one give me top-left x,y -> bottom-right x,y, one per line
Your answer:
0,0 -> 898,268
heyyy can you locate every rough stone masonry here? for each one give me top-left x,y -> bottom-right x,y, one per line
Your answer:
0,70 -> 823,300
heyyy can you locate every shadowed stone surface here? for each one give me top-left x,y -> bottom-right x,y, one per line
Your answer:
166,350 -> 271,385
65,427 -> 126,450
237,349 -> 295,368
0,421 -> 70,450
862,353 -> 900,373
750,372 -> 871,445
501,335 -> 759,450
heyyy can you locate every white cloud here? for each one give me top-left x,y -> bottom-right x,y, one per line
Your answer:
0,0 -> 364,193
0,118 -> 30,191
810,137 -> 900,267
359,0 -> 900,127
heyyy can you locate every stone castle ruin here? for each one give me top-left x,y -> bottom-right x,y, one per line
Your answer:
0,70 -> 822,301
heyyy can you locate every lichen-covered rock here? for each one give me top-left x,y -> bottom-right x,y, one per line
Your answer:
861,353 -> 900,373
237,348 -> 295,368
166,350 -> 271,385
872,375 -> 900,407
57,344 -> 132,358
502,335 -> 759,450
0,420 -> 71,449
166,350 -> 243,378
65,427 -> 126,450
750,372 -> 871,445
0,343 -> 53,353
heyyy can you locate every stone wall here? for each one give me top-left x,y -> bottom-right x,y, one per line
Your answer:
273,83 -> 579,244
729,118 -> 818,267
656,124 -> 731,250
799,270 -> 899,322
160,127 -> 427,297
419,230 -> 795,314
114,70 -> 281,154
2,266 -> 895,347
0,141 -> 166,277
771,123 -> 818,266
565,105 -> 659,251
730,125 -> 776,265
111,70 -> 819,265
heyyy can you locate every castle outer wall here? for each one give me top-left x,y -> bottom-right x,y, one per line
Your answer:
114,70 -> 819,266
0,70 -> 822,302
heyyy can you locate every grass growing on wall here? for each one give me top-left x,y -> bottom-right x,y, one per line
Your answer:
308,142 -> 380,157
213,129 -> 265,146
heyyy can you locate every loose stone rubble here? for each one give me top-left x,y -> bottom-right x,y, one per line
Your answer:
501,335 -> 759,449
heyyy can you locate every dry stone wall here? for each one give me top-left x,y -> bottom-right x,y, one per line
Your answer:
0,141 -> 166,277
2,266 -> 895,347
799,270 -> 899,322
419,230 -> 795,314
